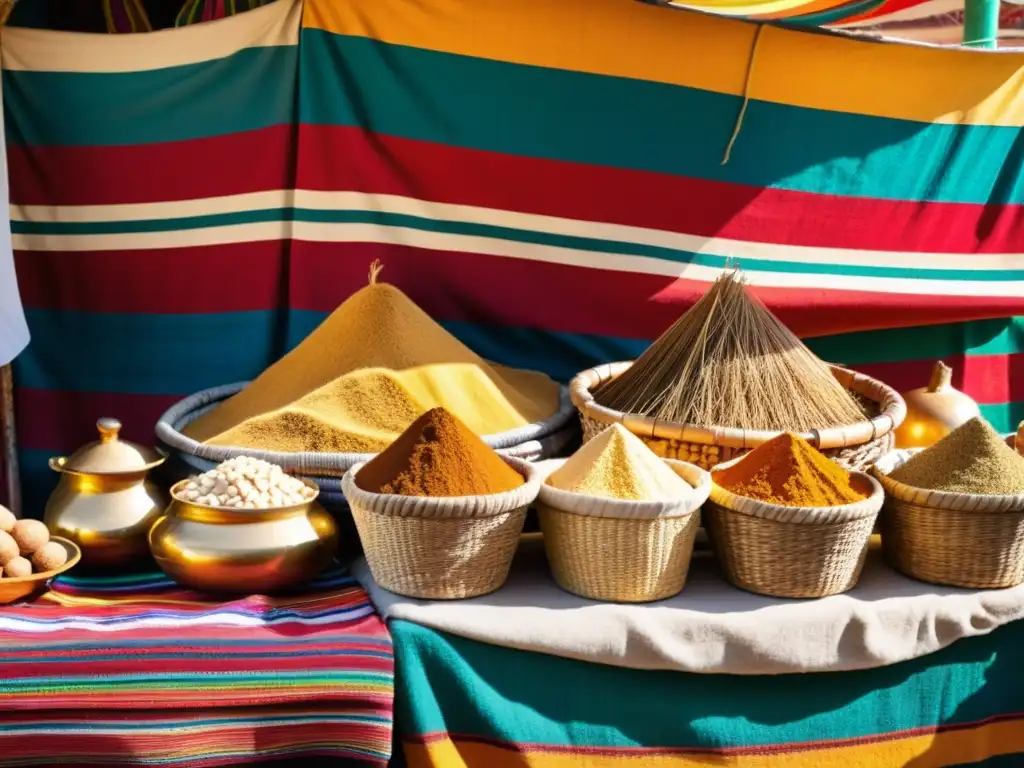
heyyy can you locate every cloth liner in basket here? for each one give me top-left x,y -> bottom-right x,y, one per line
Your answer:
342,456 -> 541,600
156,382 -> 576,477
872,450 -> 1024,589
704,456 -> 884,598
536,459 -> 711,603
570,362 -> 906,472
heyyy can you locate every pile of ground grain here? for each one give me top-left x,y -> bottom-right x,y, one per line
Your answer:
547,424 -> 692,501
355,408 -> 524,497
184,280 -> 560,453
890,417 -> 1024,494
713,433 -> 865,507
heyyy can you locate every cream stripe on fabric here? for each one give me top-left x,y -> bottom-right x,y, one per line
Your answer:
14,222 -> 1024,298
11,190 -> 1024,272
0,0 -> 300,73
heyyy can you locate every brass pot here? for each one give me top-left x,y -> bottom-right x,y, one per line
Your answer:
149,479 -> 339,594
44,418 -> 168,567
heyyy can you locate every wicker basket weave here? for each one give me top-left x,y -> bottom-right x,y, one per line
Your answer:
873,450 -> 1024,589
342,456 -> 540,600
536,459 -> 711,603
570,362 -> 905,472
157,382 -> 576,477
704,457 -> 884,598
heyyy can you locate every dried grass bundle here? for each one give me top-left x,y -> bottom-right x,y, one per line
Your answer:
594,271 -> 865,432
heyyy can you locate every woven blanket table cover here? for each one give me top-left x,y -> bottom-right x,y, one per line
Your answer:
391,618 -> 1024,768
0,566 -> 394,766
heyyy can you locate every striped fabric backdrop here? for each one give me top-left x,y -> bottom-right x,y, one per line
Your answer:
0,566 -> 393,765
394,618 -> 1024,767
5,0 -> 1024,514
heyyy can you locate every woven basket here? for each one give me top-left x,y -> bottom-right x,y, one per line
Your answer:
570,362 -> 906,472
872,450 -> 1024,589
536,459 -> 710,602
163,419 -> 581,492
342,456 -> 541,600
704,457 -> 884,598
156,382 -> 576,477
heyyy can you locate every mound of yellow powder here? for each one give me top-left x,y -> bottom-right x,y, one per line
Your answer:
548,424 -> 693,501
184,269 -> 560,453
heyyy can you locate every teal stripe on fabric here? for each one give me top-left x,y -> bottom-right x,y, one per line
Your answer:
16,310 -> 1024,395
391,618 -> 1024,748
3,45 -> 297,147
19,449 -> 56,520
14,209 -> 1024,282
299,31 -> 1024,205
805,317 -> 1024,364
15,309 -> 286,394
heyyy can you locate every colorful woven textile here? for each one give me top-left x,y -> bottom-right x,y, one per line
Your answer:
5,0 -> 1024,513
392,618 -> 1024,767
0,565 -> 394,765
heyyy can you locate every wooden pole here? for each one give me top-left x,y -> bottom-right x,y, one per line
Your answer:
0,363 -> 20,517
964,0 -> 999,48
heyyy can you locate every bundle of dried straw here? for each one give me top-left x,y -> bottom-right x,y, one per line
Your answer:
594,272 -> 865,432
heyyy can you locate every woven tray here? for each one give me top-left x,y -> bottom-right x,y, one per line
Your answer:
873,450 -> 1024,589
156,382 -> 575,477
570,361 -> 906,472
536,459 -> 711,602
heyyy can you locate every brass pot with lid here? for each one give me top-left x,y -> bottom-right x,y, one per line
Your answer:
44,417 -> 168,567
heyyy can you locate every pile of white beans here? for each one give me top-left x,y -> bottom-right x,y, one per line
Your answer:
178,456 -> 316,509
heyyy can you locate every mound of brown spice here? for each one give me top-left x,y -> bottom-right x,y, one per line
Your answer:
355,407 -> 525,497
713,433 -> 866,507
889,417 -> 1024,495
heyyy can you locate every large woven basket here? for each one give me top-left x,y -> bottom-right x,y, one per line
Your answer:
570,362 -> 906,472
156,382 -> 576,477
704,457 -> 884,598
342,456 -> 541,600
873,450 -> 1024,589
536,459 -> 710,602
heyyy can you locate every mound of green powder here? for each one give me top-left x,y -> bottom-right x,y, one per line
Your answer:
890,417 -> 1024,495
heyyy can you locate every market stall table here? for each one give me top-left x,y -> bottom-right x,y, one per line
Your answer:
358,537 -> 1024,767
0,565 -> 393,766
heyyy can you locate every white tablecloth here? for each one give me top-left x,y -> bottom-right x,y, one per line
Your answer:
354,534 -> 1024,675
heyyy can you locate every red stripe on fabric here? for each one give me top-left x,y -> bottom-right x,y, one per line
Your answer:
297,126 -> 1024,254
6,126 -> 294,206
1,654 -> 393,679
14,242 -> 290,314
291,242 -> 1024,340
16,243 -> 1023,342
855,353 -> 1024,406
15,389 -> 179,452
12,125 -> 1024,253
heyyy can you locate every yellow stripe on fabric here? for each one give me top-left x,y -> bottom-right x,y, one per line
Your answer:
1,0 -> 299,73
406,722 -> 1024,768
302,0 -> 1024,127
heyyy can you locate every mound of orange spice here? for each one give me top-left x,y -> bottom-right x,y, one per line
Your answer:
712,433 -> 866,507
355,407 -> 524,497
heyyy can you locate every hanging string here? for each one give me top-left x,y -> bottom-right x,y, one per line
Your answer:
721,24 -> 765,166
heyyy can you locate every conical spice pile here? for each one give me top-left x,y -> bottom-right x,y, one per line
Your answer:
185,263 -> 560,453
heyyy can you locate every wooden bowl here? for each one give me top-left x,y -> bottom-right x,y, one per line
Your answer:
0,537 -> 81,604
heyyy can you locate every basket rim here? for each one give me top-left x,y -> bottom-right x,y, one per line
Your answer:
155,381 -> 575,472
570,361 -> 906,451
341,455 -> 541,519
536,458 -> 711,520
708,462 -> 884,524
872,449 -> 1024,512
